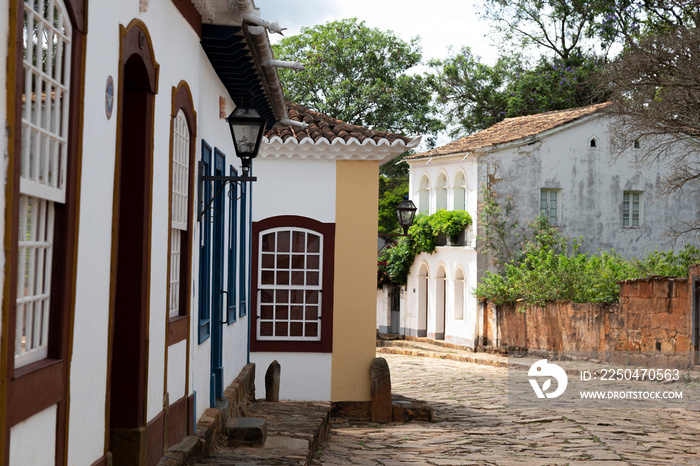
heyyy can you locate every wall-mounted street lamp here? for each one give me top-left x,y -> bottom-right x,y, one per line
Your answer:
198,97 -> 267,220
395,197 -> 417,235
226,100 -> 267,176
379,197 -> 418,242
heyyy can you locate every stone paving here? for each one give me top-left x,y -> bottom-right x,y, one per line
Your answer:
313,352 -> 700,465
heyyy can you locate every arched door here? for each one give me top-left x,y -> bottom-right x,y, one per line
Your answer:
418,265 -> 429,337
436,267 -> 446,339
108,20 -> 158,465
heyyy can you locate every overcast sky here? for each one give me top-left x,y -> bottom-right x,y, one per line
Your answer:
256,0 -> 500,65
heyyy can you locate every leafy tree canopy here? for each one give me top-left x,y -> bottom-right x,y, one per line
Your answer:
429,47 -> 606,136
271,18 -> 444,142
599,0 -> 700,242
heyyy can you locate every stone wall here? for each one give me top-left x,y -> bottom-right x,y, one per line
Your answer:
482,264 -> 699,366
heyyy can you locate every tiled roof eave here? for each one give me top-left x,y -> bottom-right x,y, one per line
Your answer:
410,110 -> 606,160
260,135 -> 422,162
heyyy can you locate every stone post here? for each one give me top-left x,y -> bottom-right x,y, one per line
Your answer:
370,357 -> 392,422
265,360 -> 281,402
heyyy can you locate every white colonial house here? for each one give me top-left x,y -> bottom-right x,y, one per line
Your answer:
0,1 -> 319,465
379,103 -> 700,347
254,103 -> 420,402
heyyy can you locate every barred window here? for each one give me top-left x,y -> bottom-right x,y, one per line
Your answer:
169,110 -> 190,319
540,189 -> 559,226
436,173 -> 448,211
257,228 -> 322,341
453,171 -> 466,211
16,0 -> 72,368
623,191 -> 642,227
418,175 -> 430,214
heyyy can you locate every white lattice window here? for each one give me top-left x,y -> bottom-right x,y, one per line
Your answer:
16,0 -> 72,368
436,173 -> 448,211
418,175 -> 430,214
169,110 -> 190,318
21,0 -> 72,203
453,172 -> 466,211
16,197 -> 54,366
257,228 -> 322,341
623,191 -> 642,227
172,110 -> 189,229
540,189 -> 560,225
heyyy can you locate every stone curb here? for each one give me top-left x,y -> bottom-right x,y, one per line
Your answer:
376,346 -> 509,368
377,341 -> 700,383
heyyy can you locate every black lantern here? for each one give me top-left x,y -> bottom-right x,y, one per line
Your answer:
227,98 -> 267,175
396,197 -> 417,235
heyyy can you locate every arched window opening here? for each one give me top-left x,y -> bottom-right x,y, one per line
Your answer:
436,173 -> 448,211
418,264 -> 429,336
453,171 -> 467,211
418,175 -> 430,214
435,266 -> 446,339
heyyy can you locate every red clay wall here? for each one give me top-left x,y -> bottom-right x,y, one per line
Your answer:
484,265 -> 699,362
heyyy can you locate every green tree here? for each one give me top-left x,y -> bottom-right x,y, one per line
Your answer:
479,0 -> 619,61
271,18 -> 443,141
429,47 -> 606,136
378,176 -> 408,234
428,48 -> 513,136
504,53 -> 604,116
272,18 -> 444,233
599,0 -> 700,242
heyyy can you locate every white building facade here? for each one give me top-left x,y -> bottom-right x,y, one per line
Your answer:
391,105 -> 700,348
0,1 -> 298,465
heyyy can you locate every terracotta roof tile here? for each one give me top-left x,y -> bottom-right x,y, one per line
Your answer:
265,101 -> 413,145
407,102 -> 610,159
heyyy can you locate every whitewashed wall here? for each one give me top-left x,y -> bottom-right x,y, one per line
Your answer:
480,116 -> 700,258
65,2 -> 252,463
250,155 -> 336,400
9,406 -> 56,466
402,114 -> 699,347
404,248 -> 479,347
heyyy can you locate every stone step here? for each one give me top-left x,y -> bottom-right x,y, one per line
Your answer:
225,417 -> 267,447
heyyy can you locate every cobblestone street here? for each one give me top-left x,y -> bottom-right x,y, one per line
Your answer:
314,353 -> 700,465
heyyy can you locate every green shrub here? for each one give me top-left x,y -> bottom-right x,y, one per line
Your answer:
429,209 -> 473,240
474,241 -> 700,306
377,210 -> 472,286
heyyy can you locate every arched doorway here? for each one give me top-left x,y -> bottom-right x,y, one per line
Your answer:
436,267 -> 446,340
417,264 -> 429,337
107,20 -> 159,465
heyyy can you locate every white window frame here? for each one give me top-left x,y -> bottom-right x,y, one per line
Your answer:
16,0 -> 72,368
257,227 -> 323,341
540,189 -> 560,226
418,174 -> 430,214
169,110 -> 190,318
435,173 -> 448,211
623,191 -> 643,228
452,171 -> 467,211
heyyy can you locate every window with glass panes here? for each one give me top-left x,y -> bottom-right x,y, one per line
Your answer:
169,109 -> 190,318
257,228 -> 322,341
16,0 -> 72,368
623,191 -> 641,227
540,189 -> 559,225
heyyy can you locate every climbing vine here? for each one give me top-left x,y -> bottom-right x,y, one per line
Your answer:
378,210 -> 472,287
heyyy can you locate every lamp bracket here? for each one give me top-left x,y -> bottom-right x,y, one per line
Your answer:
198,161 -> 257,221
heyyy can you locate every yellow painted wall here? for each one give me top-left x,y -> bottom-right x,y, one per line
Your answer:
331,160 -> 380,401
